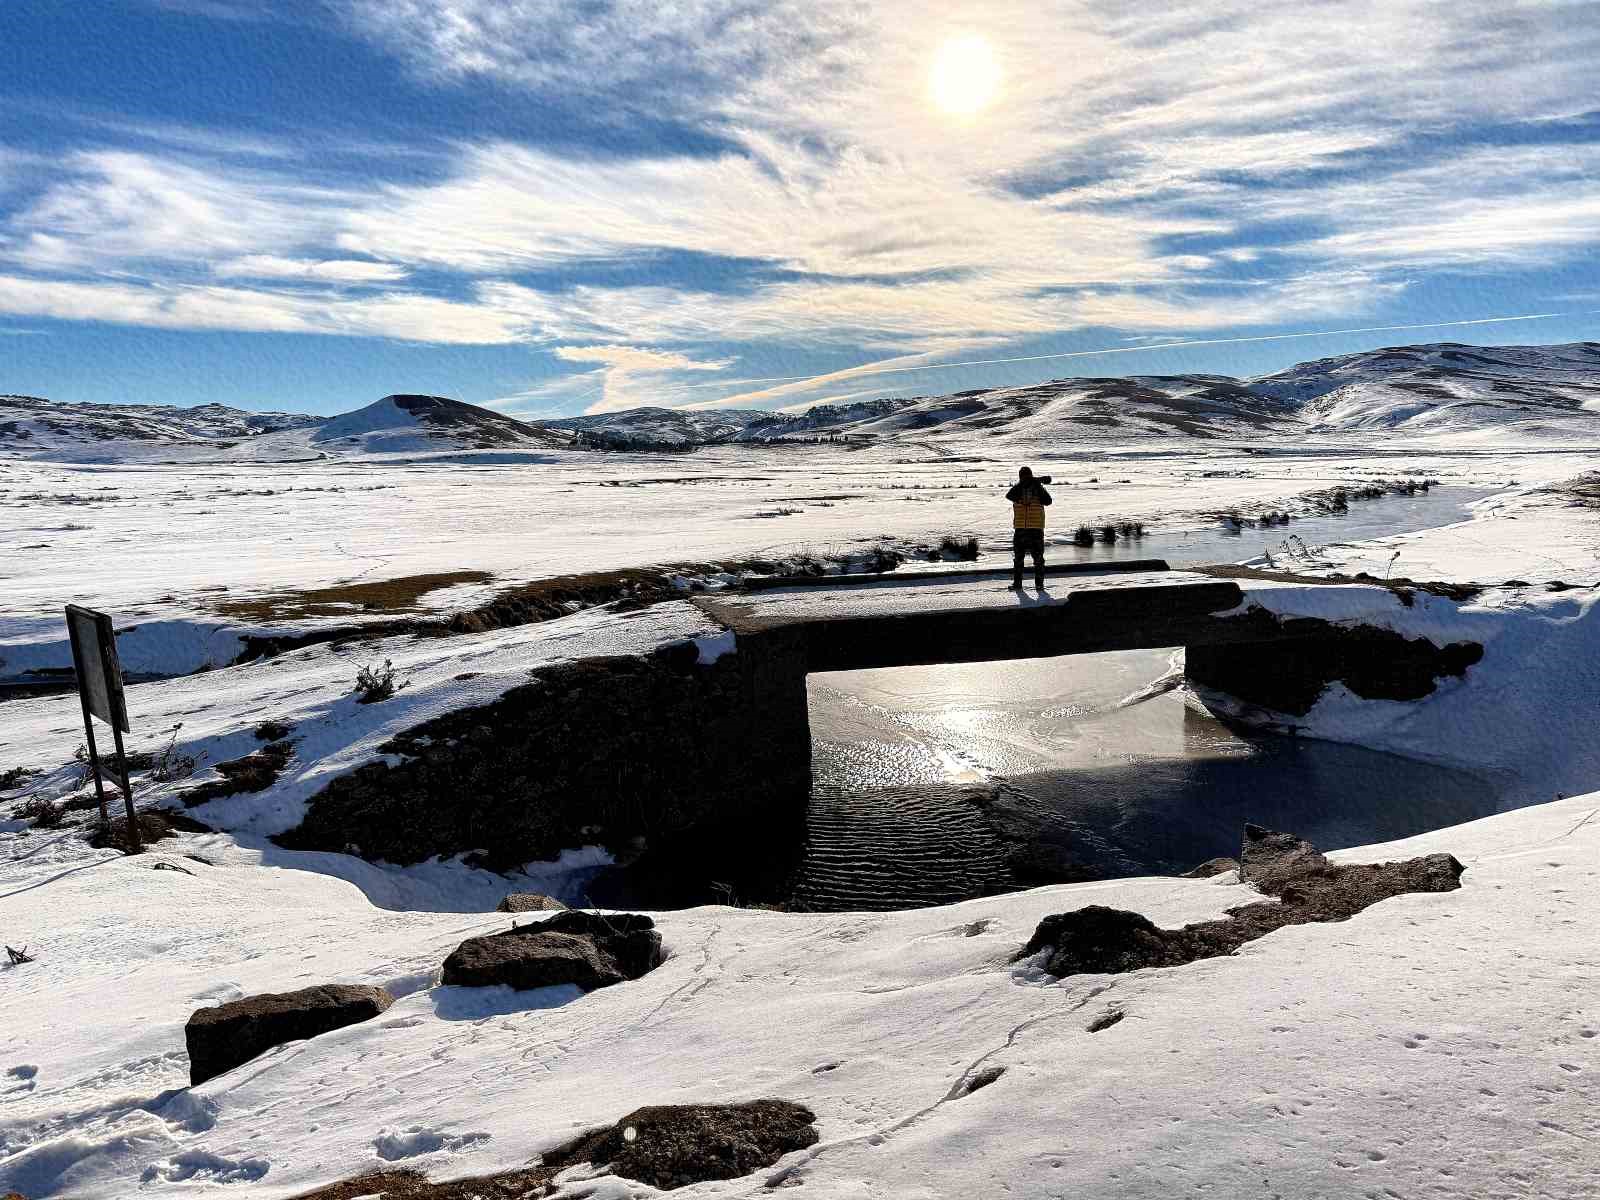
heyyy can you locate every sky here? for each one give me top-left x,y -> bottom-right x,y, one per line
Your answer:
1,0 -> 1599,419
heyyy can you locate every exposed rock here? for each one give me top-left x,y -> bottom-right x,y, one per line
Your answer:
442,911 -> 662,992
1185,608 -> 1483,715
1019,905 -> 1199,976
1180,856 -> 1239,879
1019,825 -> 1465,979
544,1100 -> 819,1191
277,646 -> 810,872
1239,823 -> 1328,889
286,1167 -> 551,1199
186,984 -> 393,1086
496,892 -> 567,913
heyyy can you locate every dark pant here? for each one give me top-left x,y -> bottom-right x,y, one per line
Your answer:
1013,528 -> 1045,587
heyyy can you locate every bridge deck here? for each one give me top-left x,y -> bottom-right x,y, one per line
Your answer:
692,564 -> 1319,672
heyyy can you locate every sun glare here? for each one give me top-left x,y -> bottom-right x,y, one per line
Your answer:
928,34 -> 1001,118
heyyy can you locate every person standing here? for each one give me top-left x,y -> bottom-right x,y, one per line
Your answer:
1006,466 -> 1052,590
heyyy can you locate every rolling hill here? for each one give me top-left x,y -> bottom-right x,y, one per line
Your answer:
0,393 -> 566,463
6,342 -> 1599,462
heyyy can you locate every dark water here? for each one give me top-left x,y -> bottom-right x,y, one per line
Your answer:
793,650 -> 1507,911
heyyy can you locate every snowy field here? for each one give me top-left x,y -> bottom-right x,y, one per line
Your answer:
3,437 -> 1597,679
5,347 -> 1600,1198
2,793 -> 1596,1198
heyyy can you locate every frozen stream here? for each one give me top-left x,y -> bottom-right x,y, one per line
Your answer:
795,487 -> 1509,910
1047,483 -> 1499,567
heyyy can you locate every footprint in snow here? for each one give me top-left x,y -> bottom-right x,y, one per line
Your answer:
141,1150 -> 269,1185
373,1125 -> 491,1161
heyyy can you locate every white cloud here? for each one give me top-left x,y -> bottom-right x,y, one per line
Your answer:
552,344 -> 732,372
546,344 -> 735,412
0,274 -> 530,344
4,0 -> 1598,403
2,150 -> 350,272
214,255 -> 409,283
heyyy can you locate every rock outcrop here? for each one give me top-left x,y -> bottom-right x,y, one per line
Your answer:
1185,609 -> 1483,716
277,644 -> 810,873
545,1100 -> 819,1191
497,892 -> 567,913
441,911 -> 662,992
186,984 -> 393,1085
1020,824 -> 1465,978
1180,856 -> 1239,879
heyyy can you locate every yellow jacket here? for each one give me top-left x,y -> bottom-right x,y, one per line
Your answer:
1012,500 -> 1046,529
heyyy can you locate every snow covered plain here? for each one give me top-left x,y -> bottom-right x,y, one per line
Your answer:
1,795 -> 1596,1198
4,341 -> 1600,1197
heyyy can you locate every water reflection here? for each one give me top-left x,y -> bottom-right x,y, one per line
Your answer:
804,647 -> 1508,905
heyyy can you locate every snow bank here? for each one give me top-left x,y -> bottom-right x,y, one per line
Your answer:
2,794 -> 1595,1198
1210,582 -> 1600,802
0,601 -> 727,842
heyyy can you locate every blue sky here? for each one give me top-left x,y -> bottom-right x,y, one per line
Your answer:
2,0 -> 1598,417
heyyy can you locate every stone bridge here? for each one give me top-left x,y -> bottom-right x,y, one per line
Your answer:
285,561 -> 1483,892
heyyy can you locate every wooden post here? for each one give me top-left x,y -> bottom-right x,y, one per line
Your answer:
110,722 -> 140,852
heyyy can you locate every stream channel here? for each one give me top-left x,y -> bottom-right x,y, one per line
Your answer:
791,486 -> 1510,910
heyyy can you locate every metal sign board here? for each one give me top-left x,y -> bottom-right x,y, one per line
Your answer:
66,604 -> 129,732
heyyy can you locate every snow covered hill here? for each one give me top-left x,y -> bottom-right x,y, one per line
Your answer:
6,342 -> 1600,463
0,393 -> 567,463
540,398 -> 917,446
0,394 -> 320,459
542,342 -> 1600,450
1250,341 -> 1600,437
308,395 -> 566,456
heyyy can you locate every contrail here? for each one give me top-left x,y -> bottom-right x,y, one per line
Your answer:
670,310 -> 1574,400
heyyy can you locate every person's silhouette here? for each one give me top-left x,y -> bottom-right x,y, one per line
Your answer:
1005,466 -> 1052,590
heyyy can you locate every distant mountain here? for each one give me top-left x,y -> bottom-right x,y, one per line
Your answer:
0,394 -> 319,452
538,397 -> 916,446
0,393 -> 565,462
1249,342 -> 1600,436
312,395 -> 566,454
7,342 -> 1598,462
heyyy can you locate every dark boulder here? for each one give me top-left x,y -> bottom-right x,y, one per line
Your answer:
497,892 -> 567,913
442,911 -> 662,992
1018,905 -> 1197,976
1019,825 -> 1466,980
186,984 -> 393,1085
545,1100 -> 818,1190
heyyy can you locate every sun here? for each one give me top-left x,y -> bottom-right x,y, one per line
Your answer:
928,34 -> 1002,118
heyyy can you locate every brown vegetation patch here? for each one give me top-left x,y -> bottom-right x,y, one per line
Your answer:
1195,564 -> 1484,604
1547,471 -> 1600,509
179,740 -> 293,807
216,570 -> 494,622
86,808 -> 210,852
